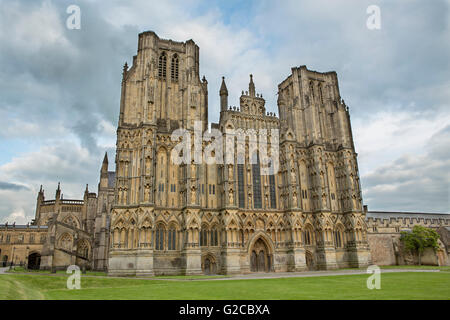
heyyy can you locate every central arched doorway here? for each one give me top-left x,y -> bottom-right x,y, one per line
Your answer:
250,237 -> 272,272
27,252 -> 41,270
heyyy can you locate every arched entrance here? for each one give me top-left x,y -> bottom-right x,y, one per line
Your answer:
2,255 -> 8,267
305,251 -> 314,271
75,239 -> 90,269
28,252 -> 41,270
202,255 -> 217,275
249,237 -> 272,272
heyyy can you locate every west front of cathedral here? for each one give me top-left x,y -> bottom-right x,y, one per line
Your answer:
0,31 -> 377,275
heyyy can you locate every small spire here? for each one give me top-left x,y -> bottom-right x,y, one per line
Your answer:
39,185 -> 43,192
102,152 -> 109,173
220,76 -> 228,96
122,62 -> 128,81
249,74 -> 255,97
55,182 -> 61,199
85,184 -> 89,193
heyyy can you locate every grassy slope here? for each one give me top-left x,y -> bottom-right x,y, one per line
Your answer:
0,272 -> 449,300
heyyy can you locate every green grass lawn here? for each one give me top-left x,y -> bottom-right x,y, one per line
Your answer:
5,267 -> 227,280
1,271 -> 449,300
379,265 -> 450,272
6,266 -> 108,277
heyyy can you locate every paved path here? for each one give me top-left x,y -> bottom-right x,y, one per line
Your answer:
0,267 -> 440,281
199,268 -> 440,281
0,267 -> 9,274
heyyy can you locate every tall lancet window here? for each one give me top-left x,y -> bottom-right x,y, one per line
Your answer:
269,174 -> 276,209
319,85 -> 324,104
237,164 -> 245,208
252,152 -> 262,208
171,54 -> 179,81
158,52 -> 167,78
309,81 -> 314,100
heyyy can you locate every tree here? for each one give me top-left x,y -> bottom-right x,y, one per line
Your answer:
400,225 -> 440,265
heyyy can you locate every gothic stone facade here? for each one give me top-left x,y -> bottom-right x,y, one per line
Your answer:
3,31 -> 400,274
107,31 -> 371,276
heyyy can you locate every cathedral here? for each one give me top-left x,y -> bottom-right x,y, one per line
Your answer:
1,31 -> 375,275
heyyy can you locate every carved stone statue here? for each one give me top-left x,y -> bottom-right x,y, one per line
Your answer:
145,157 -> 151,175
291,169 -> 296,183
123,189 -> 128,204
228,165 -> 233,179
191,163 -> 196,178
191,186 -> 196,204
144,185 -> 150,202
292,192 -> 297,207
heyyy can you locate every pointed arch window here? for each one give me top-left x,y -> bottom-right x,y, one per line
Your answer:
309,81 -> 314,100
319,84 -> 324,104
252,152 -> 262,208
168,227 -> 176,250
237,164 -> 245,208
269,174 -> 276,209
77,240 -> 90,259
60,233 -> 73,251
304,229 -> 313,245
155,225 -> 165,250
171,54 -> 179,81
210,227 -> 218,246
158,52 -> 167,78
334,230 -> 343,248
200,227 -> 208,246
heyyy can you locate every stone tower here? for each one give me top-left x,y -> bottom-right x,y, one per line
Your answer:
277,66 -> 370,268
109,31 -> 209,275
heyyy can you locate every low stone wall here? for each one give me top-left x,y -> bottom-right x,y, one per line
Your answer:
367,233 -> 397,265
368,233 -> 448,266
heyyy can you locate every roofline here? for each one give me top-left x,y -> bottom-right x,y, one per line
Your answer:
368,211 -> 450,216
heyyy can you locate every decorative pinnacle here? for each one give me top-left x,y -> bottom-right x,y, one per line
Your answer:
220,76 -> 228,95
249,74 -> 255,97
122,62 -> 128,79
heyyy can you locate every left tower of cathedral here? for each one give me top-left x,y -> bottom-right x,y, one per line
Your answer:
109,31 -> 208,275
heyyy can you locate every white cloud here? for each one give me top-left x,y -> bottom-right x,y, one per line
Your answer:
0,0 -> 70,52
1,207 -> 34,225
353,110 -> 450,176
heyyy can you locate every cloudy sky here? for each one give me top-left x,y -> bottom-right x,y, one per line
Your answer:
0,0 -> 449,223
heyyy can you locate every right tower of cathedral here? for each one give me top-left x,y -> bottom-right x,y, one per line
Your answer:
277,66 -> 370,269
